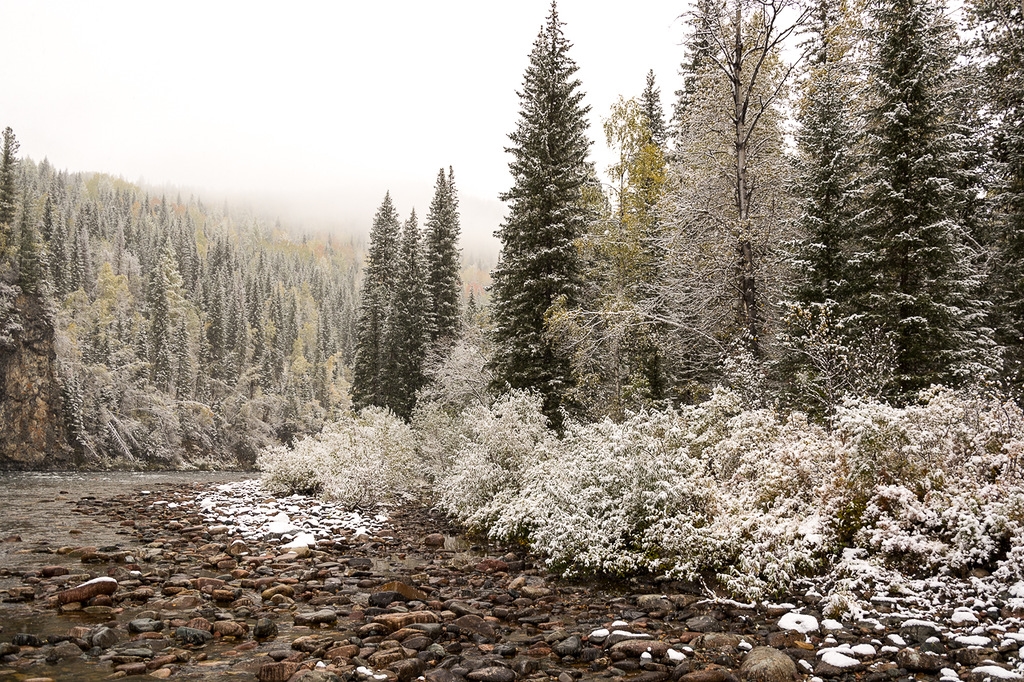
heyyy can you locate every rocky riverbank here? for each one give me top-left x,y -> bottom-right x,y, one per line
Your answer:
1,479 -> 1023,682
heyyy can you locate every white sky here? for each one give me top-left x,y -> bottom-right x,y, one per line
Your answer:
0,1 -> 689,257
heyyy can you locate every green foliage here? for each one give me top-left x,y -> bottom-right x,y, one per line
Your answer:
489,1 -> 592,428
423,168 -> 462,345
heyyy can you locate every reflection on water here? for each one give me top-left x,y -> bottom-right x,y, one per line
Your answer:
0,471 -> 251,681
0,471 -> 246,575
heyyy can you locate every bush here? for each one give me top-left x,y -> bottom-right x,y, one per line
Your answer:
257,406 -> 418,509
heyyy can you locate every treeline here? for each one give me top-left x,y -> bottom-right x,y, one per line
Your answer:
484,0 -> 1024,426
0,134 -> 360,467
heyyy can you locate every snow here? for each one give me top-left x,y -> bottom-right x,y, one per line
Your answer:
779,612 -> 819,634
590,628 -> 610,640
956,635 -> 993,647
972,666 -> 1023,680
667,648 -> 687,662
820,650 -> 861,668
888,634 -> 907,646
850,644 -> 876,657
822,619 -> 844,632
155,479 -> 389,550
952,608 -> 980,625
78,576 -> 117,586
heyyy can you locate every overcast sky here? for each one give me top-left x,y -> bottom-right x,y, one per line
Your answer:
0,1 -> 689,257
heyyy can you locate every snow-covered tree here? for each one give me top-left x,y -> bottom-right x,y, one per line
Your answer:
851,0 -> 993,398
352,193 -> 402,410
383,209 -> 428,420
489,1 -> 592,427
423,167 -> 462,345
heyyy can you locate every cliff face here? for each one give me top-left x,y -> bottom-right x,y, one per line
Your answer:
0,293 -> 77,470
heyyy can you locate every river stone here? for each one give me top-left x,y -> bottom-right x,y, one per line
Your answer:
11,634 -> 43,647
466,666 -> 516,682
128,618 -> 164,634
740,646 -> 798,682
686,615 -> 721,632
253,617 -> 279,639
612,640 -> 672,658
375,611 -> 439,632
392,657 -> 427,682
258,661 -> 299,682
175,626 -> 213,645
901,621 -> 942,644
370,590 -> 402,608
0,643 -> 18,656
896,648 -> 944,672
424,533 -> 445,547
48,640 -> 84,661
212,620 -> 248,638
298,672 -> 342,682
679,670 -> 739,682
553,635 -> 582,657
637,595 -> 674,612
90,626 -> 122,649
453,615 -> 496,643
695,633 -> 742,650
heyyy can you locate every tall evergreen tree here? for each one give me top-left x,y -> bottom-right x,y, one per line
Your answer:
640,70 -> 668,149
791,0 -> 860,307
968,0 -> 1024,398
489,1 -> 592,426
17,191 -> 45,295
851,0 -> 991,398
352,193 -> 402,410
383,210 -> 427,419
423,167 -> 462,344
0,127 -> 19,269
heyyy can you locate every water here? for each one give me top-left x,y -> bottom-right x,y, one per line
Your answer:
0,471 -> 249,680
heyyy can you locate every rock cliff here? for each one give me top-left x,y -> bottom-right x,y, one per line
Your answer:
0,292 -> 77,469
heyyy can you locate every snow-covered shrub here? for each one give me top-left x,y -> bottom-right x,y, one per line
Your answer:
489,408 -> 714,576
258,406 -> 418,509
825,389 -> 1024,574
435,390 -> 553,531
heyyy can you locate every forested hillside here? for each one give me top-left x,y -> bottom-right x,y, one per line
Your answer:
0,141 -> 360,468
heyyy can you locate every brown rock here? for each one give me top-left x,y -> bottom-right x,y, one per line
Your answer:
740,647 -> 798,682
56,577 -> 118,605
257,661 -> 300,682
680,669 -> 740,682
377,580 -> 430,603
212,620 -> 248,638
424,533 -> 445,547
453,614 -> 497,643
391,657 -> 427,682
611,640 -> 672,658
41,565 -> 69,578
695,633 -> 742,651
373,611 -> 439,632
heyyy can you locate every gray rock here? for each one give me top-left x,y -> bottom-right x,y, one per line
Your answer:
637,595 -> 674,613
453,614 -> 496,643
425,669 -> 459,682
175,626 -> 213,645
253,617 -> 279,640
467,666 -> 516,682
48,640 -> 84,661
128,618 -> 164,634
686,615 -> 722,632
740,646 -> 798,682
896,648 -> 944,673
90,626 -> 123,649
553,635 -> 582,658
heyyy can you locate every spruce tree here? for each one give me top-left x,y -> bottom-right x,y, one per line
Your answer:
423,167 -> 462,344
0,127 -> 19,269
791,0 -> 859,307
852,0 -> 989,398
17,192 -> 45,295
640,70 -> 668,149
968,0 -> 1024,398
489,1 -> 591,426
383,209 -> 427,419
351,192 -> 402,410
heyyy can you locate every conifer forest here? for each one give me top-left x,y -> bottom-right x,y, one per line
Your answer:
2,0 -> 1024,595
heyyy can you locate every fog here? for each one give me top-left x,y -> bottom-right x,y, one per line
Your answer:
1,1 -> 688,260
